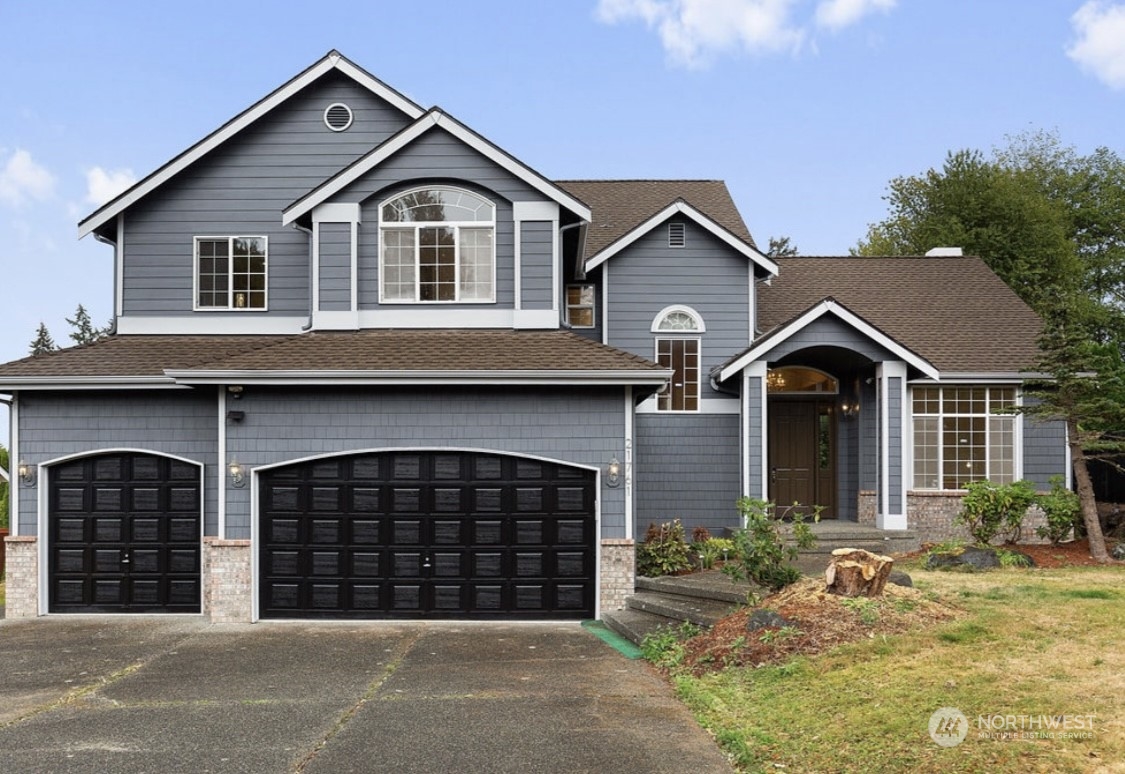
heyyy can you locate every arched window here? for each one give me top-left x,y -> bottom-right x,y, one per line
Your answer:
766,367 -> 838,394
379,186 -> 495,303
651,306 -> 704,412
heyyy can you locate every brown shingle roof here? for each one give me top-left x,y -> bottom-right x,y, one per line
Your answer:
0,330 -> 664,381
555,180 -> 757,257
757,257 -> 1044,372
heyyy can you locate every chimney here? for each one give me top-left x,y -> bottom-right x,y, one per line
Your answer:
925,247 -> 963,257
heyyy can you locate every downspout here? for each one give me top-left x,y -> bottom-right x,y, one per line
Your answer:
294,222 -> 315,331
93,232 -> 120,335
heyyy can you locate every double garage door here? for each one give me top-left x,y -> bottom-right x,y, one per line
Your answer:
259,451 -> 597,619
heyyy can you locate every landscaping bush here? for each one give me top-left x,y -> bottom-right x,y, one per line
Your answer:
695,537 -> 735,569
1035,475 -> 1081,546
722,498 -> 817,591
956,479 -> 1037,545
636,520 -> 693,577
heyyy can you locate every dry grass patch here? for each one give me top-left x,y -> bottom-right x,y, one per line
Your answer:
662,565 -> 1125,773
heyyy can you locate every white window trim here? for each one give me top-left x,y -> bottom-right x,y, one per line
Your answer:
908,385 -> 1023,491
193,235 -> 269,312
654,336 -> 702,413
566,283 -> 596,329
651,304 -> 706,333
377,186 -> 497,305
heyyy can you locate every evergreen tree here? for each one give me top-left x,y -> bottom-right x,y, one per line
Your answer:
29,322 -> 58,355
65,304 -> 109,345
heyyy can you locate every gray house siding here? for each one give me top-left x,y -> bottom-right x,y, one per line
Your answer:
888,376 -> 903,513
16,390 -> 218,535
1023,416 -> 1068,487
223,386 -> 626,538
520,220 -> 554,310
747,376 -> 764,499
764,317 -> 897,364
319,223 -> 351,311
635,413 -> 741,539
605,218 -> 751,401
122,72 -> 412,317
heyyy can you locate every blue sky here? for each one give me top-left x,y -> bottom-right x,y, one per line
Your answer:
1,0 -> 1124,423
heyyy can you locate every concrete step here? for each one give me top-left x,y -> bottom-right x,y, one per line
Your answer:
625,591 -> 738,628
601,607 -> 678,645
635,572 -> 756,605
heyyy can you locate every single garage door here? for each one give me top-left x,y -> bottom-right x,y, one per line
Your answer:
259,451 -> 596,619
49,452 -> 202,613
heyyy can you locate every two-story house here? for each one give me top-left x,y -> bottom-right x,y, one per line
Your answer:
0,52 -> 1067,622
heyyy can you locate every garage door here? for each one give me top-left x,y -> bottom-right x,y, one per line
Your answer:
49,452 -> 202,613
259,451 -> 596,619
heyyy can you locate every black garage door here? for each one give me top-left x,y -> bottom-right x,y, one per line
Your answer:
259,451 -> 596,619
49,453 -> 202,613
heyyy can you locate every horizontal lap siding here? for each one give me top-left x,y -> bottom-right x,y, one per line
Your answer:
605,220 -> 750,399
762,316 -> 897,362
223,387 -> 626,538
123,73 -> 412,316
17,391 -> 218,535
1023,416 -> 1067,486
521,221 -> 554,310
319,223 -> 351,311
635,414 -> 741,539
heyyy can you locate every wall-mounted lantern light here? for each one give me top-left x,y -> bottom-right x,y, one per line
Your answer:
607,456 -> 621,487
229,459 -> 245,488
841,400 -> 860,420
18,459 -> 35,486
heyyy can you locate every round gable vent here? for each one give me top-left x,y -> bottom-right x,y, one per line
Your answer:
324,103 -> 354,132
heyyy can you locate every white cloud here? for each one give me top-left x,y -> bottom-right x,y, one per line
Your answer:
814,0 -> 895,32
596,0 -> 894,67
1068,1 -> 1125,89
597,0 -> 806,68
84,166 -> 136,206
0,149 -> 55,207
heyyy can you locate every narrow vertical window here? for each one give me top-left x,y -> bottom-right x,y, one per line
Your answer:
652,306 -> 704,412
566,284 -> 596,328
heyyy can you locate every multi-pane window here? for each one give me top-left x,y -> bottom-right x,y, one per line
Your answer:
195,237 -> 267,310
912,386 -> 1017,490
566,285 -> 596,328
379,187 -> 495,303
653,306 -> 703,412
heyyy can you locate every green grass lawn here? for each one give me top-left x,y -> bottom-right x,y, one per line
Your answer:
668,565 -> 1125,773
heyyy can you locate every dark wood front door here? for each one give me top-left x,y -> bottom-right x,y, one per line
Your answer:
768,401 -> 836,518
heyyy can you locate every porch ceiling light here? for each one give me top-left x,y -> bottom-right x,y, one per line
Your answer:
18,459 -> 35,486
229,459 -> 245,488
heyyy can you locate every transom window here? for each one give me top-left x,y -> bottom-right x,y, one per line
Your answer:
912,386 -> 1017,490
379,187 -> 495,303
195,236 -> 267,310
566,284 -> 596,328
766,367 -> 838,394
652,305 -> 705,333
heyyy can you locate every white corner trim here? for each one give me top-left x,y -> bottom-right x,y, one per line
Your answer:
514,219 -> 522,311
116,213 -> 125,318
80,52 -> 423,239
584,200 -> 778,275
624,385 -> 634,540
601,263 -> 610,345
718,299 -> 939,382
512,201 -> 559,221
311,202 -> 361,224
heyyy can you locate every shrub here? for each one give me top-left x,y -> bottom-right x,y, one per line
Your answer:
955,480 -> 1037,545
722,498 -> 817,591
1035,475 -> 1081,546
636,520 -> 693,577
696,537 -> 735,569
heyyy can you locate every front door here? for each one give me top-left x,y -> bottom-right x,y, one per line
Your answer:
768,401 -> 836,518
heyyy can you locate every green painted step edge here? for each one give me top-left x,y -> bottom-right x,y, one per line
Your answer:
582,620 -> 643,660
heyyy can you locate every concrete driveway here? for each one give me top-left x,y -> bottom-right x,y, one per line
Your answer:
0,617 -> 733,773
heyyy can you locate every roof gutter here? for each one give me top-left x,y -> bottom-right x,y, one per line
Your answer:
164,368 -> 672,387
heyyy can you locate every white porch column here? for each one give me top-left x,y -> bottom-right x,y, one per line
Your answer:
877,361 -> 908,530
743,361 -> 768,500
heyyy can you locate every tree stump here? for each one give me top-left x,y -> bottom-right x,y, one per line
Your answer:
824,548 -> 894,597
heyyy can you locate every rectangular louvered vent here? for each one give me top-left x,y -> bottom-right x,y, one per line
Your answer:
668,222 -> 686,248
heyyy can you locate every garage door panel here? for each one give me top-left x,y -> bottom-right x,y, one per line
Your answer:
49,453 -> 201,614
259,452 -> 595,619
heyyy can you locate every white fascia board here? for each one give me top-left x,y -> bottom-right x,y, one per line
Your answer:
718,300 -> 939,382
0,378 -> 184,391
584,200 -> 779,275
910,372 -> 1040,383
165,369 -> 672,386
282,111 -> 592,226
79,52 -> 423,240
